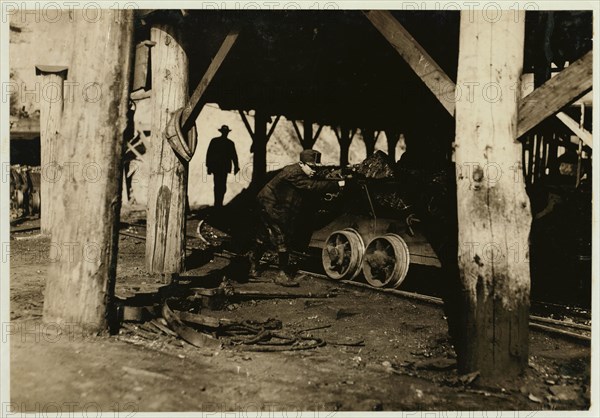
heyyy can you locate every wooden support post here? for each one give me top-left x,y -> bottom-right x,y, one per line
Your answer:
361,128 -> 376,156
292,119 -> 321,150
145,22 -> 189,277
252,110 -> 269,182
35,65 -> 68,236
334,126 -> 355,167
303,120 -> 313,149
42,10 -> 134,332
454,9 -> 531,379
240,110 -> 277,182
385,130 -> 400,162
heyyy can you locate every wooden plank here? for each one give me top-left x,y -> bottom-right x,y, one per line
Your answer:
517,50 -> 593,137
42,10 -> 134,332
145,22 -> 189,275
364,10 -> 456,116
454,9 -> 530,380
555,112 -> 592,148
181,29 -> 239,131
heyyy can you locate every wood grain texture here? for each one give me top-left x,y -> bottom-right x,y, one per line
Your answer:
42,10 -> 134,331
36,70 -> 66,236
517,50 -> 592,137
145,24 -> 189,275
454,10 -> 531,379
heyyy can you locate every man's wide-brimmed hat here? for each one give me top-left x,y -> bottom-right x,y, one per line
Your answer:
218,125 -> 232,133
300,149 -> 322,166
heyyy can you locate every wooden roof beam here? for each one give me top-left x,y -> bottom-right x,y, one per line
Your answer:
364,10 -> 456,116
517,50 -> 593,138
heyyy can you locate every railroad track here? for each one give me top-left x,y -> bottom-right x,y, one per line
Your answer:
9,225 -> 593,344
296,270 -> 591,344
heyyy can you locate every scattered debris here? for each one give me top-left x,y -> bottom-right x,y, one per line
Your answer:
161,301 -> 221,349
549,385 -> 580,402
528,393 -> 543,404
445,371 -> 480,387
413,357 -> 456,371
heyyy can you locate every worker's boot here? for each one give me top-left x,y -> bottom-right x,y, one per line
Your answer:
248,247 -> 265,278
273,251 -> 299,287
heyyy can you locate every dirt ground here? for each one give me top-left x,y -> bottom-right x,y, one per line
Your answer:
8,216 -> 592,413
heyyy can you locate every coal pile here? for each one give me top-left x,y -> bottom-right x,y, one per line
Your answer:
352,150 -> 395,179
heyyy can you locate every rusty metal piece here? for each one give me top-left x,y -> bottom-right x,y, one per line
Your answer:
161,301 -> 221,349
196,220 -> 211,245
178,311 -> 229,328
163,107 -> 197,162
148,319 -> 178,337
35,65 -> 69,76
405,213 -> 421,237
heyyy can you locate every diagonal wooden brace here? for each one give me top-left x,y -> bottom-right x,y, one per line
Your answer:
180,29 -> 240,132
162,29 -> 239,162
517,50 -> 593,138
364,10 -> 456,116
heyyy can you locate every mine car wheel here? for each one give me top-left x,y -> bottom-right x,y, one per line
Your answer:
31,190 -> 41,214
362,233 -> 410,288
322,228 -> 365,280
16,190 -> 24,208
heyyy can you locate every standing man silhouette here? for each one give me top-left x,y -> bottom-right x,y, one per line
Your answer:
206,125 -> 240,207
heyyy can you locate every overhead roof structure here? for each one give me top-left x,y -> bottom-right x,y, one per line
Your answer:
140,9 -> 592,142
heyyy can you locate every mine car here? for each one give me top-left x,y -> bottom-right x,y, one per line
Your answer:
303,151 -> 448,289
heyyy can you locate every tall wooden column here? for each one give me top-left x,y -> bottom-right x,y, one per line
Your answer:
252,110 -> 268,183
240,110 -> 279,183
454,10 -> 530,379
334,126 -> 355,167
42,10 -> 134,332
35,65 -> 67,236
292,119 -> 322,150
361,128 -> 376,156
385,130 -> 400,162
303,120 -> 314,148
146,22 -> 189,276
